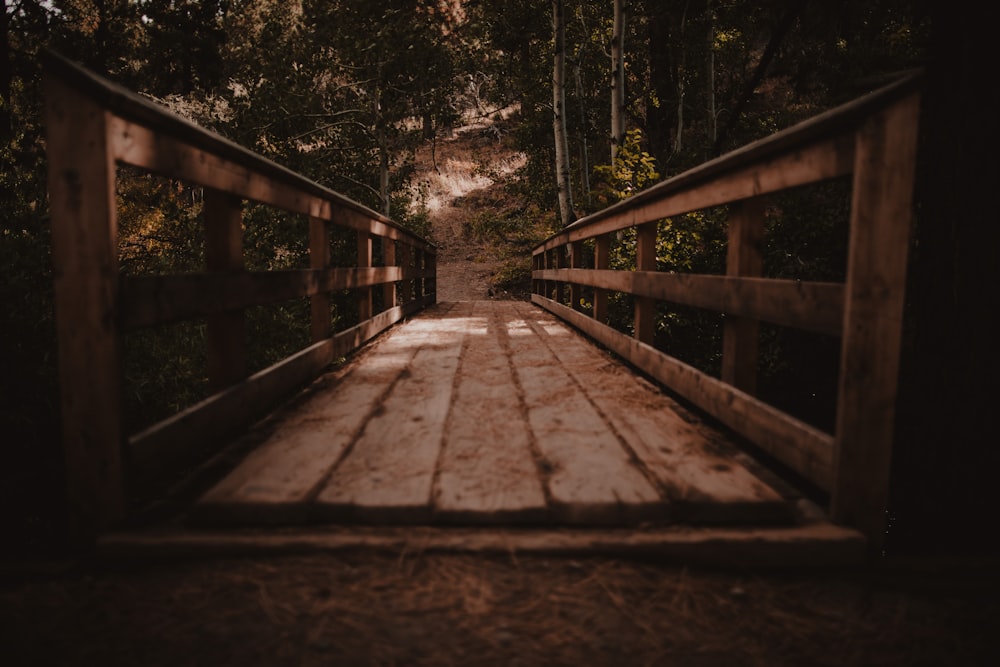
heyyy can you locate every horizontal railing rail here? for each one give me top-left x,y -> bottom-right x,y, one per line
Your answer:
532,72 -> 922,551
43,51 -> 436,543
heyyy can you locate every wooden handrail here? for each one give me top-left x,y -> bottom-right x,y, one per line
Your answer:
532,71 -> 923,552
43,51 -> 436,543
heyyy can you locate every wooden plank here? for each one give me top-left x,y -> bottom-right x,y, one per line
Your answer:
381,237 -> 397,310
634,222 -> 657,344
432,302 -> 548,523
506,306 -> 665,524
120,267 -> 403,330
533,269 -> 844,337
204,189 -> 246,391
593,235 -> 610,323
310,216 -> 331,341
569,241 -> 583,311
314,303 -> 469,521
357,231 -> 373,321
533,294 -> 835,490
516,303 -> 793,524
537,133 -> 856,253
194,313 -> 435,523
721,197 -> 765,394
96,523 -> 867,568
129,338 -> 335,484
44,72 -> 125,542
831,92 -> 921,551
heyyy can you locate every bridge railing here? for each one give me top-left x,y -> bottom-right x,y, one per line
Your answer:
532,73 -> 922,549
43,52 -> 436,542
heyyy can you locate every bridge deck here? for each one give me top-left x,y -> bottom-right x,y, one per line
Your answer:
192,301 -> 805,529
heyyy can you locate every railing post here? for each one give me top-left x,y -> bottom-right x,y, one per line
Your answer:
310,216 -> 332,340
569,240 -> 583,311
425,250 -> 437,304
357,230 -> 373,321
382,237 -> 397,310
593,234 -> 610,323
721,197 -> 765,394
204,189 -> 247,392
399,242 -> 413,305
414,247 -> 425,300
45,72 -> 125,543
634,222 -> 657,344
554,245 -> 566,305
831,92 -> 921,554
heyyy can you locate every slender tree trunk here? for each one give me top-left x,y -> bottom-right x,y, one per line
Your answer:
673,0 -> 689,155
706,0 -> 716,154
574,59 -> 590,204
610,0 -> 626,168
552,0 -> 575,227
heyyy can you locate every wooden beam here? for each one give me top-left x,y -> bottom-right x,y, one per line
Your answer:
593,235 -> 610,323
535,269 -> 843,337
634,222 -> 657,344
382,237 -> 397,310
44,72 -> 125,543
831,92 -> 921,553
721,197 -> 765,394
204,189 -> 246,392
533,295 -> 835,490
569,240 -> 583,311
357,231 -> 373,322
309,216 -> 331,342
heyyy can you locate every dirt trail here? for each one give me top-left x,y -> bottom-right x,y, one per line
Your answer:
411,120 -> 526,302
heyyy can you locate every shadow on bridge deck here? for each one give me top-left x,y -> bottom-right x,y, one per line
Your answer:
102,301 -> 864,567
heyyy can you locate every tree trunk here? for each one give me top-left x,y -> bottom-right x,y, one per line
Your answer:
610,0 -> 626,168
673,0 -> 689,155
705,0 -> 716,153
552,0 -> 575,227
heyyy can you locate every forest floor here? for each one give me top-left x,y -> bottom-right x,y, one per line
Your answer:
3,117 -> 1000,667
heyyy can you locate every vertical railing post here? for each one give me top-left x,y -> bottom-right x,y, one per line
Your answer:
357,230 -> 373,322
399,242 -> 413,305
414,247 -> 425,300
593,234 -> 610,323
569,240 -> 583,311
204,189 -> 247,392
45,72 -> 125,543
554,244 -> 566,305
721,197 -> 765,394
831,92 -> 921,554
382,237 -> 397,310
425,250 -> 437,304
543,249 -> 553,300
634,222 -> 657,344
310,216 -> 332,340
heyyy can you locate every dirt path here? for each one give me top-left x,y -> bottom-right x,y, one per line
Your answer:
411,122 -> 526,301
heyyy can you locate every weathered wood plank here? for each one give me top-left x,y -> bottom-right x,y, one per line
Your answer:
536,133 -> 856,254
309,216 -> 331,342
831,92 -> 921,551
533,269 -> 844,337
194,314 -> 435,523
204,189 -> 246,392
313,303 -> 469,521
532,294 -> 835,490
97,522 -> 867,568
129,338 -> 335,484
44,72 -> 125,541
721,197 -> 765,394
506,305 -> 665,524
634,222 -> 657,344
120,267 -> 404,331
432,302 -> 548,523
515,303 -> 793,524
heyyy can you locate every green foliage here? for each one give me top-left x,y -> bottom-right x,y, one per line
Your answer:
592,128 -> 660,206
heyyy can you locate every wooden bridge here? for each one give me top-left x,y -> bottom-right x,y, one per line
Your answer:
43,52 -> 922,566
